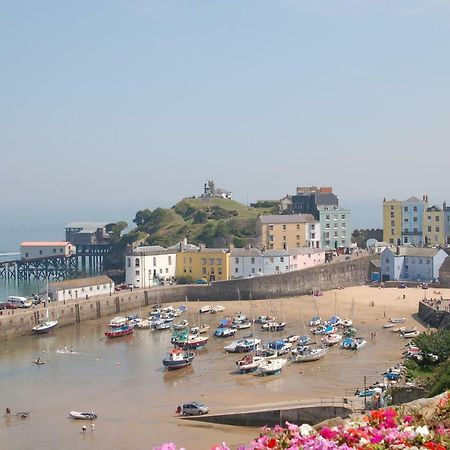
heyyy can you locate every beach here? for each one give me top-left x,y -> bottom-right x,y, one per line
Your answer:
0,284 -> 443,450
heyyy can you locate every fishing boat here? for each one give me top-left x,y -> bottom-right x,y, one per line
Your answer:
261,322 -> 286,332
389,317 -> 406,323
267,340 -> 292,355
162,348 -> 195,370
109,316 -> 127,327
341,337 -> 366,350
291,346 -> 327,363
199,305 -> 211,314
236,354 -> 266,373
214,327 -> 237,338
321,333 -> 342,346
172,329 -> 209,349
69,411 -> 97,420
257,358 -> 287,376
173,319 -> 189,330
105,324 -> 134,338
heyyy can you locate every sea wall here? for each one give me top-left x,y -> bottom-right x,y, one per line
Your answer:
418,301 -> 450,329
0,256 -> 372,341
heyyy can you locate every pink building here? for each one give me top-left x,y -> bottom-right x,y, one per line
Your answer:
289,248 -> 326,271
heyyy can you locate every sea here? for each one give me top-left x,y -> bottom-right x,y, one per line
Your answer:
0,200 -> 382,301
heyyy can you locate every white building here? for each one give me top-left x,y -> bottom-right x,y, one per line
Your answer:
289,248 -> 326,271
125,246 -> 177,288
20,241 -> 76,260
49,275 -> 114,301
230,248 -> 264,279
263,250 -> 291,275
380,247 -> 448,283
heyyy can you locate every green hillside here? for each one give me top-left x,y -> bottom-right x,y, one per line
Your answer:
103,197 -> 276,275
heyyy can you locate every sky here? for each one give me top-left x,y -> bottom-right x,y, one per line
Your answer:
1,0 -> 450,223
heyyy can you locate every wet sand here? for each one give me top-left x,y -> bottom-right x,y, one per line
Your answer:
0,285 -> 443,450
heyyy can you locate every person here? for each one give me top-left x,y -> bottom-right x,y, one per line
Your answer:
82,425 -> 87,432
91,423 -> 95,432
176,405 -> 182,415
5,407 -> 10,415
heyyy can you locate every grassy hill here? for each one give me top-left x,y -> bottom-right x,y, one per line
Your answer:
104,197 -> 276,275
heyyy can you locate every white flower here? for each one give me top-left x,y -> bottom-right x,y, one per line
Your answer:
359,438 -> 369,445
414,425 -> 430,437
299,423 -> 314,436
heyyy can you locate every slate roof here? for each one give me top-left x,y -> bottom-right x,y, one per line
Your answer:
398,247 -> 440,258
49,275 -> 113,291
230,248 -> 263,257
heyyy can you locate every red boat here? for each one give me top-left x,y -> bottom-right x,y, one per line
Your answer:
105,325 -> 134,338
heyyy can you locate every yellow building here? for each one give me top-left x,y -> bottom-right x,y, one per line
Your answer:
383,199 -> 402,245
423,206 -> 445,245
176,247 -> 230,282
258,214 -> 320,250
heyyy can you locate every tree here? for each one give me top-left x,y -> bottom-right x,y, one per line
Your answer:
110,221 -> 128,242
193,210 -> 208,224
133,209 -> 152,227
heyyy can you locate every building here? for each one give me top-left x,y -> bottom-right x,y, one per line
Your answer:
445,203 -> 450,245
318,205 -> 352,249
258,214 -> 320,251
20,242 -> 76,260
230,248 -> 264,279
423,205 -> 445,246
263,249 -> 291,275
291,186 -> 351,249
48,275 -> 114,301
382,199 -> 403,246
176,247 -> 230,282
201,180 -> 232,199
125,246 -> 177,288
289,248 -> 326,271
380,247 -> 447,283
439,257 -> 450,287
65,222 -> 116,246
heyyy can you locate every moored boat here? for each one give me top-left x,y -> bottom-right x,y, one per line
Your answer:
321,333 -> 342,346
389,317 -> 406,323
32,320 -> 58,334
236,354 -> 265,373
291,346 -> 327,363
162,348 -> 195,370
173,319 -> 189,330
109,316 -> 127,327
267,340 -> 292,355
214,327 -> 237,338
257,358 -> 287,376
69,411 -> 97,420
308,316 -> 321,327
199,305 -> 211,314
261,322 -> 286,332
341,337 -> 366,350
105,324 -> 134,338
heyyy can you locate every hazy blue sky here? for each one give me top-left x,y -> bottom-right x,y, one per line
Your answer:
1,0 -> 450,216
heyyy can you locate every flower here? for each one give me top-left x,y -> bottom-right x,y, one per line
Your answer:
299,423 -> 314,436
415,425 -> 430,437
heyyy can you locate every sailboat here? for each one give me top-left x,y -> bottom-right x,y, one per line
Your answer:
309,292 -> 321,326
32,280 -> 58,334
342,298 -> 355,327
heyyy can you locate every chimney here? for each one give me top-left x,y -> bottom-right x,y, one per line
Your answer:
443,201 -> 447,211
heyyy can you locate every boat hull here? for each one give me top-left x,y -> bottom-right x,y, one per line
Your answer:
105,327 -> 134,338
32,321 -> 58,334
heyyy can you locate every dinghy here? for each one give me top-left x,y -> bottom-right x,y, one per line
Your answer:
69,411 -> 97,420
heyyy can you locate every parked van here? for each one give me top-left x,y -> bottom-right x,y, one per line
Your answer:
6,296 -> 33,308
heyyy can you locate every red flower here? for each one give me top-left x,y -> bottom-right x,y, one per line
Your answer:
267,438 -> 277,448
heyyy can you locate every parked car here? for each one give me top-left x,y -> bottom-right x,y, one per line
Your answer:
6,296 -> 32,308
181,402 -> 209,416
0,302 -> 17,310
194,278 -> 208,285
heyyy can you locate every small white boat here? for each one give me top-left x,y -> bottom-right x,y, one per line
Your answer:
383,323 -> 395,329
32,320 -> 58,334
342,319 -> 353,327
210,305 -> 225,314
261,322 -> 286,332
258,358 -> 287,376
291,346 -> 328,362
389,317 -> 406,324
391,326 -> 406,333
135,319 -> 150,329
321,333 -> 342,346
232,321 -> 251,330
155,321 -> 172,330
309,316 -> 321,327
236,354 -> 265,373
69,411 -> 97,420
254,315 -> 275,324
109,316 -> 127,327
284,335 -> 300,343
341,337 -> 367,350
402,329 -> 420,339
56,347 -> 79,355
199,305 -> 211,314
173,320 -> 189,330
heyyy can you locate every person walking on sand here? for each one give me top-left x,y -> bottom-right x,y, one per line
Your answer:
5,407 -> 11,416
91,423 -> 95,432
82,425 -> 87,433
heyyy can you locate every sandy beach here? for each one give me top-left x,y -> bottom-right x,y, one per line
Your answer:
0,284 -> 445,450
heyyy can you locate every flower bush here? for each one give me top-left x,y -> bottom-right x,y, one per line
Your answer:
153,392 -> 450,450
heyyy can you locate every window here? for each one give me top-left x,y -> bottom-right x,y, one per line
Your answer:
390,212 -> 394,218
341,215 -> 345,220
269,225 -> 273,230
436,227 -> 440,232
168,256 -> 172,265
252,268 -> 255,274
390,206 -> 394,210
135,270 -> 140,275
53,248 -> 56,253
235,268 -> 238,273
153,257 -> 156,266
419,259 -> 423,264
60,249 -> 63,253
404,206 -> 408,212
218,267 -> 222,275
97,285 -> 100,290
135,258 -> 140,267
325,232 -> 330,238
275,266 -> 280,272
296,224 -> 300,230
127,258 -> 131,267
413,217 -> 417,222
280,257 -> 284,263
342,222 -> 346,228
201,258 -> 206,265
391,220 -> 395,226
159,268 -> 163,274
311,233 -> 315,239
326,215 -> 330,220
413,228 -> 418,233
210,268 -> 215,275
90,287 -> 93,291
270,257 -> 274,263
269,235 -> 274,242
391,229 -> 394,235
428,216 -> 432,220
404,218 -> 409,223
326,223 -> 330,229
25,252 -> 29,257
251,257 -> 255,264
428,226 -> 432,232
435,216 -> 440,222
39,250 -> 43,255
334,231 -> 338,237
413,206 -> 417,212
283,236 -> 286,241
296,235 -> 300,240
216,258 -> 222,265
235,257 -> 239,264
165,268 -> 168,273
207,258 -> 213,265
282,224 -> 287,231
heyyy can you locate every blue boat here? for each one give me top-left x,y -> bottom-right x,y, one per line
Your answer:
214,327 -> 236,338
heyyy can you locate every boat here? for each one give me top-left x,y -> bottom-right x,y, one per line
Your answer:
261,322 -> 286,332
173,320 -> 189,330
224,339 -> 247,353
135,319 -> 150,329
210,305 -> 225,314
199,305 -> 211,314
402,330 -> 420,339
104,324 -> 134,338
391,326 -> 406,333
235,338 -> 261,353
267,340 -> 292,355
298,335 -> 312,346
255,347 -> 278,359
109,316 -> 127,327
232,320 -> 251,330
155,321 -> 172,330
383,323 -> 396,329
172,329 -> 209,349
389,317 -> 406,323
308,316 -> 321,327
343,327 -> 357,337
325,315 -> 342,327
284,335 -> 300,344
56,346 -> 79,355
342,319 -> 353,327
33,359 -> 45,365
257,358 -> 287,376
341,337 -> 367,350
321,333 -> 342,346
291,346 -> 327,363
236,354 -> 266,373
214,327 -> 237,338
254,315 -> 275,324
69,411 -> 97,420
32,319 -> 58,334
162,348 -> 195,370
312,324 -> 334,335
342,298 -> 355,328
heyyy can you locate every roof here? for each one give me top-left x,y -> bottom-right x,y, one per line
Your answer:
263,249 -> 290,257
181,248 -> 229,254
404,196 -> 422,203
231,248 -> 263,257
49,275 -> 113,291
65,222 -> 114,229
130,245 -> 173,255
166,242 -> 200,252
439,257 -> 450,273
426,205 -> 442,212
398,247 -> 441,258
315,192 -> 338,206
288,247 -> 326,256
259,214 -> 317,224
21,241 -> 71,247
